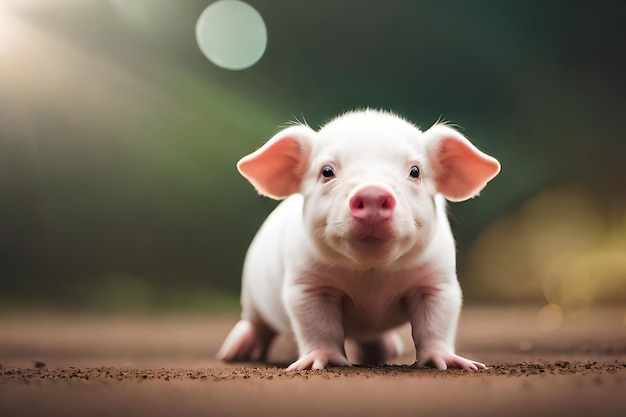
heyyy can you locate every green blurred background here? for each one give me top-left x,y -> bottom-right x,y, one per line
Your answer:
1,0 -> 624,313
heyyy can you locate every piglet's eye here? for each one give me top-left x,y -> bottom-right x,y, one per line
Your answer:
321,166 -> 335,179
409,166 -> 420,179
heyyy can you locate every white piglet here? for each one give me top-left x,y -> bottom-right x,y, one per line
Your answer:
218,109 -> 500,371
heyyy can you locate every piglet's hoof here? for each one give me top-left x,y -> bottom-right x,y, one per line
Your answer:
287,348 -> 351,371
417,351 -> 487,371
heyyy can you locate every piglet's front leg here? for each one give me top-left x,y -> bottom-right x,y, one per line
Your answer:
284,284 -> 351,371
405,282 -> 486,371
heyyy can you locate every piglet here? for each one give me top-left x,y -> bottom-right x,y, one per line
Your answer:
218,110 -> 500,371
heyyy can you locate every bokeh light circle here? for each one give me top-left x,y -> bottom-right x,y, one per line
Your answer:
195,0 -> 267,71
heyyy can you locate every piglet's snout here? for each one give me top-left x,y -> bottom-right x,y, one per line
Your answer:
349,185 -> 396,225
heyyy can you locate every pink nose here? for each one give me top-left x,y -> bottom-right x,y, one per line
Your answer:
349,185 -> 396,225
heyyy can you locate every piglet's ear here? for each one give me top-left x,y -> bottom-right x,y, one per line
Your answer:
424,124 -> 501,202
237,125 -> 315,200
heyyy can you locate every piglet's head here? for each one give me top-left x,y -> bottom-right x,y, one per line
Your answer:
238,111 -> 500,268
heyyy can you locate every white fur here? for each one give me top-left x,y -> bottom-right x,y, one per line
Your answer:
218,110 -> 500,370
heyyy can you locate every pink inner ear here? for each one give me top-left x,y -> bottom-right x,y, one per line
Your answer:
237,126 -> 314,199
430,133 -> 501,201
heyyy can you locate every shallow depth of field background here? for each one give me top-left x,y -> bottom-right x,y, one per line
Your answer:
1,0 -> 625,322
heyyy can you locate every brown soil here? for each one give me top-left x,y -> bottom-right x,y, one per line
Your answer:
1,307 -> 626,417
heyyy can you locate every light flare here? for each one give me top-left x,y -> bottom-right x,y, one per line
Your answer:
537,303 -> 563,332
465,183 -> 626,309
195,0 -> 267,71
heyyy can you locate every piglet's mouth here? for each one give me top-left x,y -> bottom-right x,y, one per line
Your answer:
356,236 -> 390,245
350,224 -> 396,242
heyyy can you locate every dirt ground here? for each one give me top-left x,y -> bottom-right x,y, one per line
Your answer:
1,307 -> 626,417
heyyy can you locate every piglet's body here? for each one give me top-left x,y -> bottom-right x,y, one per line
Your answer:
218,110 -> 500,370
